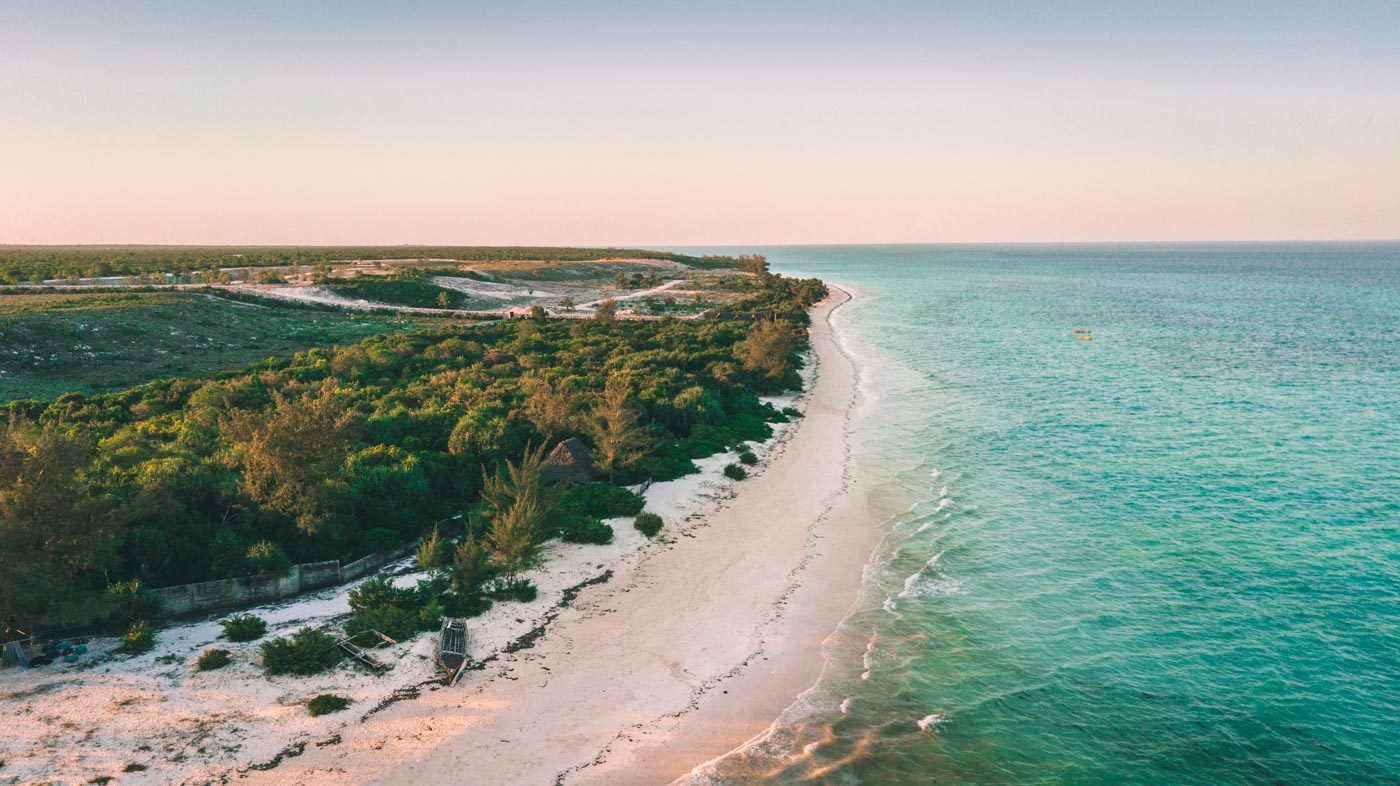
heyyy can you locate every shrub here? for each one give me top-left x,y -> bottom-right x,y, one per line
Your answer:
634,512 -> 663,538
738,450 -> 758,466
418,598 -> 444,630
344,603 -> 419,642
723,463 -> 748,481
559,516 -> 614,545
245,541 -> 291,575
307,694 -> 352,717
442,591 -> 493,619
261,627 -> 342,676
347,576 -> 416,614
119,620 -> 156,654
558,484 -> 645,518
485,578 -> 538,603
782,406 -> 802,419
355,527 -> 401,556
105,579 -> 161,622
415,526 -> 451,570
220,613 -> 268,642
196,648 -> 232,671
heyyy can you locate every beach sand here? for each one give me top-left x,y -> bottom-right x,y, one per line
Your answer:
234,285 -> 873,785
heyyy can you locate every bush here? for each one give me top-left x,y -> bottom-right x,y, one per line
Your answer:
344,603 -> 419,642
261,627 -> 342,676
220,613 -> 268,642
559,516 -> 614,545
558,484 -> 645,518
634,512 -> 663,538
355,527 -> 401,556
782,406 -> 802,419
245,541 -> 292,575
119,620 -> 156,654
196,648 -> 232,671
104,579 -> 161,622
738,450 -> 758,466
485,578 -> 538,603
441,591 -> 493,619
723,463 -> 748,481
347,576 -> 416,614
415,526 -> 451,570
418,598 -> 444,630
307,694 -> 352,717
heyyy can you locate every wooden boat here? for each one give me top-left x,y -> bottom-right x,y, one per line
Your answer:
438,618 -> 470,685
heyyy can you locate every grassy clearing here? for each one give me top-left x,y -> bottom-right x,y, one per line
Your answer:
0,291 -> 433,400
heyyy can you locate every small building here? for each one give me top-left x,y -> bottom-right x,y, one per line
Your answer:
542,437 -> 597,484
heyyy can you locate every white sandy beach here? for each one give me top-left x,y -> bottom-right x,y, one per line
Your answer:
230,285 -> 873,786
0,286 -> 869,786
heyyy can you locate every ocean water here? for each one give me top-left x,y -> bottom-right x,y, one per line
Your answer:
684,244 -> 1400,785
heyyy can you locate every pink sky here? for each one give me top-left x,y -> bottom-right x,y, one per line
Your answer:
3,2 -> 1398,245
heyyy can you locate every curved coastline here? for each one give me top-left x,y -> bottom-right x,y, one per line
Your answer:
236,284 -> 876,785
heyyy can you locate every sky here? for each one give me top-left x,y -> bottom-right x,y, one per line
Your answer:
2,0 -> 1398,245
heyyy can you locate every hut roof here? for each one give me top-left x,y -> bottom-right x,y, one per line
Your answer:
543,437 -> 597,484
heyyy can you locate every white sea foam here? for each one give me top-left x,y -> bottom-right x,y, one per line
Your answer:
939,484 -> 949,498
839,697 -> 853,714
917,712 -> 947,731
929,467 -> 941,479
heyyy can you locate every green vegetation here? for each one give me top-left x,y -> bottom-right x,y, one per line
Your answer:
415,526 -> 452,570
260,627 -> 342,675
724,463 -> 748,481
327,271 -> 465,310
119,620 -> 156,654
0,246 -> 715,284
633,512 -> 663,538
220,614 -> 268,642
0,290 -> 428,399
306,694 -> 352,716
0,270 -> 823,630
739,450 -> 758,466
485,577 -> 538,603
195,648 -> 232,671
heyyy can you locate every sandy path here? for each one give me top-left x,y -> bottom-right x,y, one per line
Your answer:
239,286 -> 873,786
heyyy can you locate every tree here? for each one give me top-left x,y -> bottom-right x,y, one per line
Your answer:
529,304 -> 547,321
558,296 -> 575,311
594,298 -> 618,323
481,444 -> 555,578
523,377 -> 578,441
737,320 -> 797,381
223,380 -> 361,535
451,534 -> 491,594
0,417 -> 120,627
584,376 -> 650,478
437,291 -> 452,309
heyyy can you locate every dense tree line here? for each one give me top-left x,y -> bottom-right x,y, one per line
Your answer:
0,274 -> 824,630
0,246 -> 740,284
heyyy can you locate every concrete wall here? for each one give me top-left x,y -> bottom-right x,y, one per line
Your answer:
149,538 -> 424,618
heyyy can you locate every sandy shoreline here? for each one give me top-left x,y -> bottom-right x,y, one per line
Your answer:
229,285 -> 873,785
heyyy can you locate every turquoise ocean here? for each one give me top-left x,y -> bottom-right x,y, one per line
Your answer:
679,244 -> 1399,785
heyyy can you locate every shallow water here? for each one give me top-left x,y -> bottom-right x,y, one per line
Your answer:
681,243 -> 1400,785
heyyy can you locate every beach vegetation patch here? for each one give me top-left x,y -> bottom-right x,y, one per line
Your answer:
723,463 -> 748,481
306,694 -> 352,716
738,450 -> 758,466
558,516 -> 614,545
260,627 -> 342,676
119,620 -> 156,654
485,577 -> 538,603
220,614 -> 267,642
195,648 -> 232,671
633,512 -> 663,538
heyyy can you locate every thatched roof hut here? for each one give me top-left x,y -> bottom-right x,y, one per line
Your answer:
543,437 -> 597,484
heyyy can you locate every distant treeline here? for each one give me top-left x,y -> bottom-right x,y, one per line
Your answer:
0,273 -> 826,630
0,246 -> 746,283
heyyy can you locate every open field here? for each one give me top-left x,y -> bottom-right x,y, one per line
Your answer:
0,290 -> 438,400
